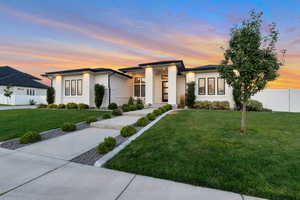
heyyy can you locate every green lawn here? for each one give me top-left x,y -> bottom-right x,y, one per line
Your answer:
0,109 -> 109,141
105,110 -> 300,200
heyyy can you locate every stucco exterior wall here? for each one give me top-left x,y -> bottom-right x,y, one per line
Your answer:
176,75 -> 186,104
110,74 -> 131,106
61,74 -> 87,105
93,73 -> 109,107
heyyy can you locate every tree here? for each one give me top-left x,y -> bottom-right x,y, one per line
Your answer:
4,85 -> 13,104
186,82 -> 196,108
47,87 -> 55,104
219,10 -> 284,134
95,84 -> 105,109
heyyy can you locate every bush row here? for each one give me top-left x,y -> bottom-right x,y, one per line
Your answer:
37,103 -> 89,110
194,101 -> 230,110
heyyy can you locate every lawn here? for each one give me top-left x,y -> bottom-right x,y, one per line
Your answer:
0,109 -> 109,141
105,110 -> 300,200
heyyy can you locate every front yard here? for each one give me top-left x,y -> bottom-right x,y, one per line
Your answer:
105,110 -> 300,200
0,109 -> 109,141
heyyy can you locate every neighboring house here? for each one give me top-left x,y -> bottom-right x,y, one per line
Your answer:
43,60 -> 234,108
0,66 -> 48,105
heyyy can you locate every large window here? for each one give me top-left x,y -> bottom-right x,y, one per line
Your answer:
198,78 -> 206,95
134,77 -> 145,97
65,80 -> 70,96
77,80 -> 82,96
71,80 -> 76,96
208,78 -> 215,95
217,78 -> 225,95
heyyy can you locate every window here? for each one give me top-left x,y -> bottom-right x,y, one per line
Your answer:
32,89 -> 35,96
198,78 -> 206,95
65,80 -> 70,96
77,80 -> 82,96
217,78 -> 225,95
71,80 -> 76,96
208,78 -> 215,95
27,89 -> 29,95
134,77 -> 145,97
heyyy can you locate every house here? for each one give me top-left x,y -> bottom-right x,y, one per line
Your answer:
42,60 -> 234,108
0,66 -> 48,105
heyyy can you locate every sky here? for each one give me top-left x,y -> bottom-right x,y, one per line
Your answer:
0,0 -> 299,88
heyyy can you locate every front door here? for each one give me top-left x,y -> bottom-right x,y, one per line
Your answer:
162,81 -> 168,102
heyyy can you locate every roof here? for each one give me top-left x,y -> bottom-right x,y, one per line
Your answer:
43,68 -> 132,78
184,65 -> 220,72
0,66 -> 48,89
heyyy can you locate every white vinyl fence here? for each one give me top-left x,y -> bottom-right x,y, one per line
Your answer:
252,89 -> 300,112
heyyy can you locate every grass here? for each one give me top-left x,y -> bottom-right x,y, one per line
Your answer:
105,110 -> 300,200
0,109 -> 109,141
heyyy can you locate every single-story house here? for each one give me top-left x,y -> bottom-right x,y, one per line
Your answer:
42,60 -> 234,108
0,66 -> 48,105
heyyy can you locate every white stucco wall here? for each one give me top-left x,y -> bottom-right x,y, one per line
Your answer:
176,75 -> 186,104
93,73 -> 109,107
110,74 -> 131,106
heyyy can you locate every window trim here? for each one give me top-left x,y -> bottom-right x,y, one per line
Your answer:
217,77 -> 225,95
207,77 -> 215,95
71,80 -> 76,96
65,80 -> 70,96
133,77 -> 145,98
198,78 -> 206,95
77,79 -> 82,96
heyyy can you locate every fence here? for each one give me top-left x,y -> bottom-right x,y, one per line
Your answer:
252,89 -> 300,112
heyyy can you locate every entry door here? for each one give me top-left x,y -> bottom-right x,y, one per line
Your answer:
162,81 -> 168,102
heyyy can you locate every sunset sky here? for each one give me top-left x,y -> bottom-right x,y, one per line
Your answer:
0,0 -> 299,88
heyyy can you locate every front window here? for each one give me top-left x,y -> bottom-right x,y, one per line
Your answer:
77,79 -> 82,96
217,78 -> 225,95
198,78 -> 206,95
208,78 -> 215,95
134,77 -> 145,97
71,80 -> 76,96
65,80 -> 70,96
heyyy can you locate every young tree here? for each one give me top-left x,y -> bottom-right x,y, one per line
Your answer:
186,82 -> 196,108
94,84 -> 105,109
219,10 -> 284,134
47,87 -> 55,104
4,85 -> 13,104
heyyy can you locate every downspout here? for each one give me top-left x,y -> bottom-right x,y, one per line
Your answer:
108,72 -> 115,105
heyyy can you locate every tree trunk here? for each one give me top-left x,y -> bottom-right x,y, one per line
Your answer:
240,102 -> 247,134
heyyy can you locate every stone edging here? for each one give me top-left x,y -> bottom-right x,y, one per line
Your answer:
94,109 -> 173,167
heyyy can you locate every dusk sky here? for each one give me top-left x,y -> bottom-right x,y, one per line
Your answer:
0,0 -> 299,88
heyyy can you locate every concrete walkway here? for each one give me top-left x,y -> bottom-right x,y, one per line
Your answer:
0,105 -> 36,110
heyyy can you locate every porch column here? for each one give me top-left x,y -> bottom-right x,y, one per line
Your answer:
168,66 -> 177,105
55,75 -> 62,104
145,67 -> 154,105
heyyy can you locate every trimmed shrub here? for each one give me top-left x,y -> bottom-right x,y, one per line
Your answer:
58,104 -> 66,109
146,113 -> 156,121
211,101 -> 220,110
47,87 -> 55,104
37,104 -> 47,109
47,104 -> 57,109
78,103 -> 89,110
61,122 -> 76,132
120,126 -> 137,137
29,99 -> 36,105
136,104 -> 144,110
95,84 -> 105,109
262,108 -> 272,112
164,104 -> 173,110
186,81 -> 196,108
112,108 -> 122,116
102,113 -> 111,119
128,96 -> 134,105
194,101 -> 211,110
129,105 -> 137,111
136,117 -> 150,127
153,109 -> 162,116
122,104 -> 130,112
108,103 -> 118,110
158,107 -> 167,113
97,137 -> 116,154
86,116 -> 97,124
66,102 -> 78,109
219,101 -> 230,110
136,98 -> 143,105
247,100 -> 263,112
19,132 -> 41,144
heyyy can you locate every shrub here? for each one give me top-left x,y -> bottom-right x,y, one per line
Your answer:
153,109 -> 162,116
95,84 -> 105,109
136,98 -> 143,104
128,96 -> 134,105
61,122 -> 76,132
247,100 -> 263,112
158,107 -> 167,113
19,132 -> 41,144
112,108 -> 122,116
58,104 -> 66,109
262,108 -> 272,112
164,104 -> 173,110
194,101 -> 211,110
47,87 -> 55,104
129,104 -> 137,111
29,99 -> 36,105
186,82 -> 196,108
102,113 -> 111,119
146,113 -> 156,121
219,101 -> 230,110
108,103 -> 118,110
97,137 -> 116,154
179,95 -> 185,108
136,104 -> 144,110
122,104 -> 130,112
37,104 -> 47,109
120,126 -> 137,137
86,116 -> 97,124
78,103 -> 89,110
66,102 -> 78,109
136,117 -> 150,127
211,101 -> 220,110
47,104 -> 57,109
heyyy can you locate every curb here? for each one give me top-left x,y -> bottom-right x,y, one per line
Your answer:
94,109 -> 174,167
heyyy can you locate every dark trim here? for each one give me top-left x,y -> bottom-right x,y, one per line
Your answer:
217,77 -> 225,95
207,77 -> 215,95
139,60 -> 183,67
184,65 -> 220,72
119,66 -> 143,73
198,78 -> 206,95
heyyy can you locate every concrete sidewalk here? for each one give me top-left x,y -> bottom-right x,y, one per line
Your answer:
0,105 -> 36,110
